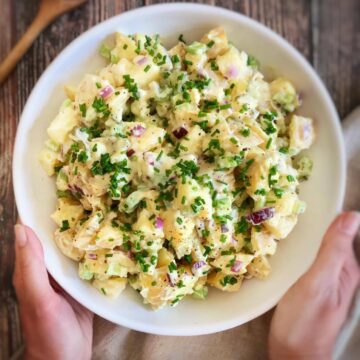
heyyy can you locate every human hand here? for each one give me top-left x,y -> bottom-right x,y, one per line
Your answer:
13,224 -> 93,360
269,212 -> 360,359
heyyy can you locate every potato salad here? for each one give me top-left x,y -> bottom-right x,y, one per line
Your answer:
39,28 -> 315,309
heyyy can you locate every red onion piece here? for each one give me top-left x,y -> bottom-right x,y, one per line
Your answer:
221,224 -> 229,233
167,273 -> 175,287
302,123 -> 312,141
192,261 -> 206,273
144,152 -> 155,166
155,217 -> 164,229
172,127 -> 188,139
231,236 -> 237,244
99,85 -> 114,99
246,207 -> 275,225
131,125 -> 146,137
126,149 -> 135,157
231,260 -> 242,273
226,65 -> 239,78
137,56 -> 148,65
88,253 -> 97,260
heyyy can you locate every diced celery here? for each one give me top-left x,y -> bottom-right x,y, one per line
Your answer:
60,98 -> 72,111
296,156 -> 313,181
293,200 -> 307,214
99,43 -> 111,60
186,41 -> 207,55
78,263 -> 94,280
192,286 -> 208,300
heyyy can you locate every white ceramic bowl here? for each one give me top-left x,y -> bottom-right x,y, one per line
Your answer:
13,3 -> 345,336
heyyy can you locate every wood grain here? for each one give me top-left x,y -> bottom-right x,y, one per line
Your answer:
0,0 -> 359,359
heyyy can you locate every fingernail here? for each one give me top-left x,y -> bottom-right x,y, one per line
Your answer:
15,224 -> 28,248
338,212 -> 360,236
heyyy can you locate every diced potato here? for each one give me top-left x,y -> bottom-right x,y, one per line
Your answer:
163,209 -> 195,259
107,88 -> 130,122
179,127 -> 206,156
174,178 -> 213,220
228,120 -> 264,150
133,209 -> 164,239
112,32 -> 138,61
157,248 -> 175,267
106,252 -> 137,277
80,250 -> 108,280
47,105 -> 80,145
75,74 -> 103,108
247,74 -> 271,112
51,198 -> 84,228
54,229 -> 84,261
108,58 -> 160,88
92,277 -> 127,298
217,47 -> 252,82
273,192 -> 298,216
289,115 -> 315,155
207,271 -> 242,292
73,212 -> 103,249
168,42 -> 187,59
64,86 -> 76,101
39,147 -> 60,176
124,122 -> 165,153
263,213 -> 298,239
246,152 -> 274,195
173,102 -> 200,126
270,78 -> 299,112
251,228 -> 277,256
136,267 -> 174,310
200,27 -> 228,59
184,52 -> 207,74
95,217 -> 124,249
247,256 -> 271,279
211,253 -> 254,275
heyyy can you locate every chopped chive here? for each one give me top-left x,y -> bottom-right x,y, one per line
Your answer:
266,137 -> 272,149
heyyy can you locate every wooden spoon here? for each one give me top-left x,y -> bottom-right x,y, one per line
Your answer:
0,0 -> 87,85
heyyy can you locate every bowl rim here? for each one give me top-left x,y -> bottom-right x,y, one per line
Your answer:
13,2 -> 346,336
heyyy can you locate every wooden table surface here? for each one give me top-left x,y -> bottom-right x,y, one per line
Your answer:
0,0 -> 359,358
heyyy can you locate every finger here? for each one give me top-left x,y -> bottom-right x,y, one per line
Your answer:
313,212 -> 360,274
320,212 -> 360,251
13,225 -> 53,305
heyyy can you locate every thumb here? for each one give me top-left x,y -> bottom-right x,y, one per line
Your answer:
13,224 -> 53,306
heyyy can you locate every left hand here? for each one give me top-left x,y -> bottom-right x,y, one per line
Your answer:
268,212 -> 360,359
13,224 -> 94,360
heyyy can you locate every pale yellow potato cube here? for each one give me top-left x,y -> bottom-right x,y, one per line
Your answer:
39,147 -> 60,176
251,228 -> 277,256
207,271 -> 242,292
93,277 -> 127,298
163,209 -> 195,259
54,229 -> 84,261
51,198 -> 84,228
200,27 -> 228,59
263,213 -> 298,239
157,248 -> 175,268
179,126 -> 206,156
47,105 -> 80,145
247,256 -> 271,279
289,115 -> 315,155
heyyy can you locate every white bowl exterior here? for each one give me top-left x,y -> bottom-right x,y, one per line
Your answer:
13,3 -> 345,336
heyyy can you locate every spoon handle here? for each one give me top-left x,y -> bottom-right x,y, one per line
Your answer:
0,7 -> 54,85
